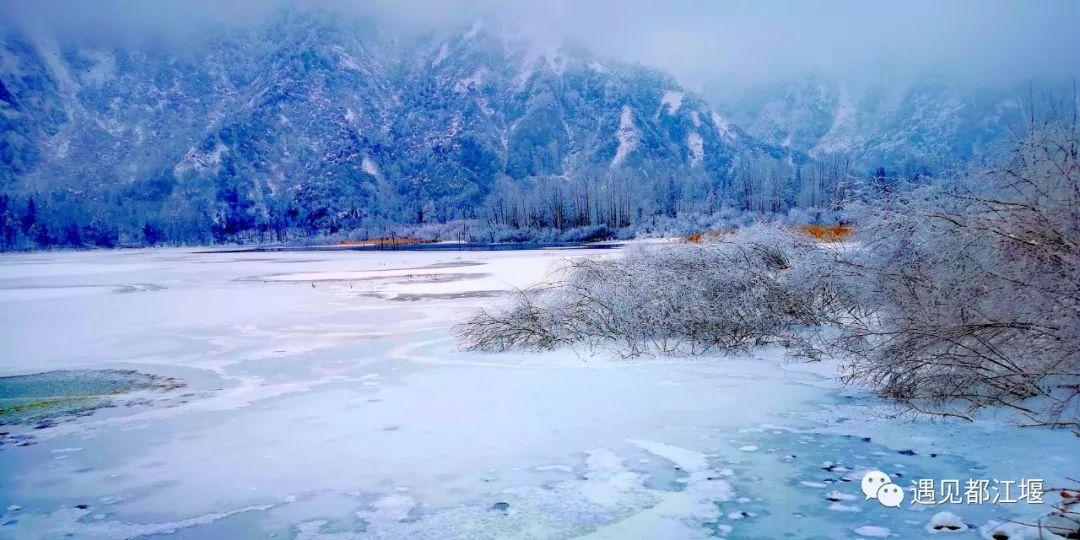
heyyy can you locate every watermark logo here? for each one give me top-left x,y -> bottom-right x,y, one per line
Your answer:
911,478 -> 1044,505
862,470 -> 1046,509
862,470 -> 905,507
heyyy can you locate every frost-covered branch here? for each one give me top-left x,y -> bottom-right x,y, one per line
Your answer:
827,123 -> 1079,428
457,225 -> 835,358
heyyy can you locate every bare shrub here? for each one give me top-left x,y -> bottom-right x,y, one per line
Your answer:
457,224 -> 834,357
828,123 -> 1080,427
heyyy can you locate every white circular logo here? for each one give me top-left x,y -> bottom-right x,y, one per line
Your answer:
862,470 -> 905,507
876,482 -> 905,507
861,470 -> 891,499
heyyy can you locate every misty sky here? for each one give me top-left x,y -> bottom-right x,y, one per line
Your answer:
3,0 -> 1078,91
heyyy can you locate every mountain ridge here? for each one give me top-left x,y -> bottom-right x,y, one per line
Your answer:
2,11 -> 804,247
8,11 -> 1052,249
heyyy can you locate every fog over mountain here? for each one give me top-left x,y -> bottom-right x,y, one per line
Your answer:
6,0 -> 1078,88
708,77 -> 1075,174
0,1 -> 1077,248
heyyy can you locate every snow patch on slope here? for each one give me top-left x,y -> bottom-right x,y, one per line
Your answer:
812,97 -> 857,156
711,112 -> 735,142
174,142 -> 228,177
454,68 -> 486,93
687,132 -> 704,166
432,42 -> 450,67
611,105 -> 640,168
361,156 -> 380,178
333,46 -> 365,72
34,39 -> 79,96
659,90 -> 684,115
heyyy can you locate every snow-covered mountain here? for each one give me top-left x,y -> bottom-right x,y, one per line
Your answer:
710,77 -> 1037,174
0,12 -> 791,246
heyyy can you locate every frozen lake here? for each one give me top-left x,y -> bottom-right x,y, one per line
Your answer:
0,246 -> 1074,539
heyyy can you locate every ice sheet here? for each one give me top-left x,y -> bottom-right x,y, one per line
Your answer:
0,246 -> 1074,538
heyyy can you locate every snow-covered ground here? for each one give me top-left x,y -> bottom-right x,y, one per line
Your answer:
0,246 -> 1074,539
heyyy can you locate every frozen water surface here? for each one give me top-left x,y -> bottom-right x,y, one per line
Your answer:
0,246 -> 1074,539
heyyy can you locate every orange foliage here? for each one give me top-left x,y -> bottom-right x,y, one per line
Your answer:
795,224 -> 853,242
683,231 -> 707,243
682,229 -> 734,243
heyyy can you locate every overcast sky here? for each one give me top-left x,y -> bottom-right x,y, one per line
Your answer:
3,0 -> 1078,91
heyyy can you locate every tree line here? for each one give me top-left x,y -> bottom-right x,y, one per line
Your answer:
1,151 -> 868,251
